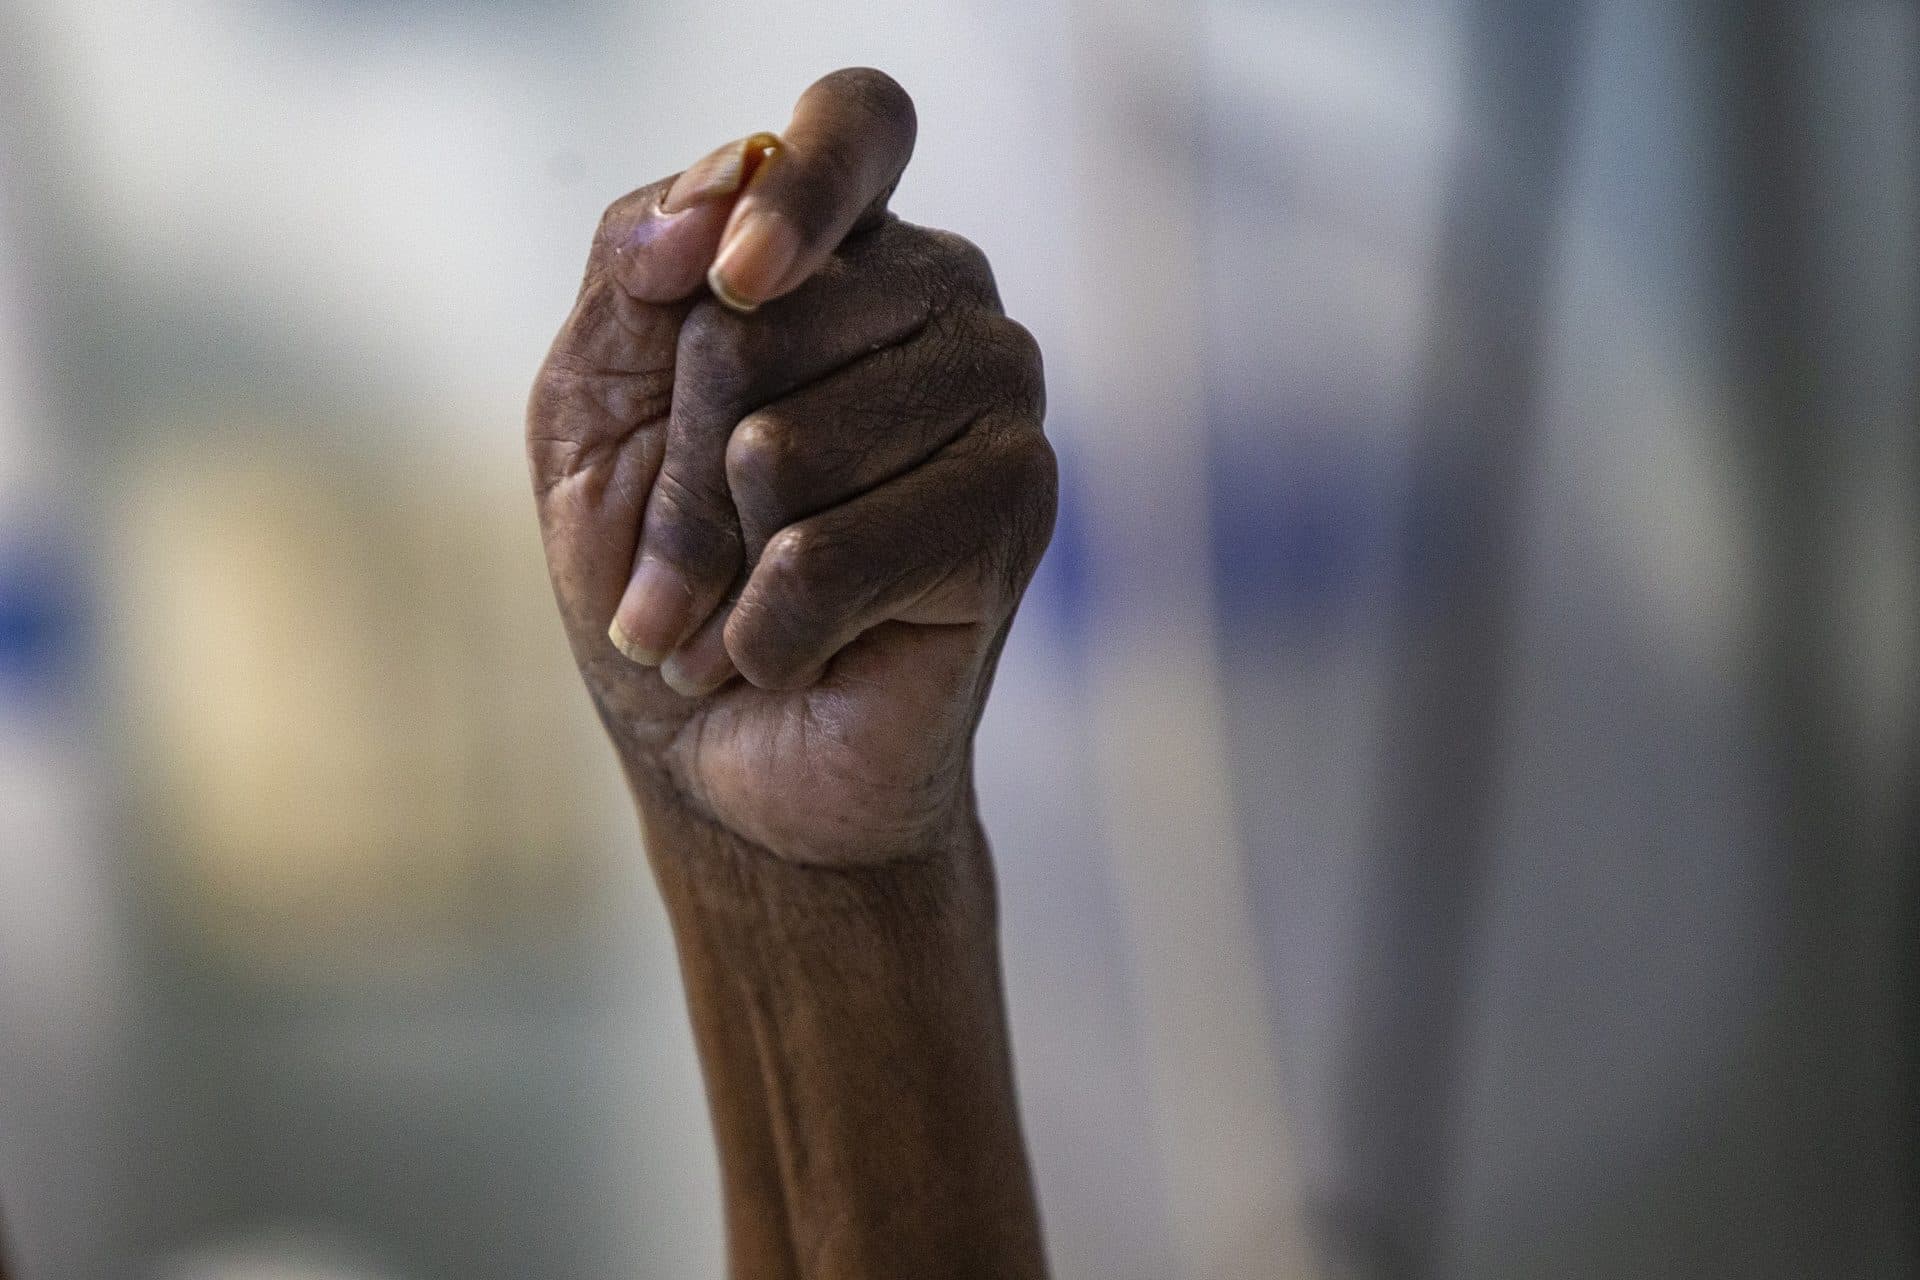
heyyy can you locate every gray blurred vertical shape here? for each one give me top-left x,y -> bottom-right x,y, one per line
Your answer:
1699,3 -> 1913,1271
1327,2 -> 1586,1275
1065,2 -> 1318,1277
1905,18 -> 1920,1269
0,7 -> 132,1279
1888,7 -> 1920,1265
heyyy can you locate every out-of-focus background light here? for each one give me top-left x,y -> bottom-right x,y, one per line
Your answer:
0,2 -> 1914,1279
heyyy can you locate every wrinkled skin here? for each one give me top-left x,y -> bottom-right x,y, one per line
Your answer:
527,68 -> 1055,866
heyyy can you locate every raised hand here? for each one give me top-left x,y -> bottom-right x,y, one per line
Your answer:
528,68 -> 1054,867
528,71 -> 1053,1279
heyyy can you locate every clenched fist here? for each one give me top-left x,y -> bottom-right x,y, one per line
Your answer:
528,68 -> 1054,868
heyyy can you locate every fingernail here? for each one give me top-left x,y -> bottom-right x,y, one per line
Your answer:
609,558 -> 694,666
608,617 -> 659,667
659,612 -> 737,698
708,207 -> 802,313
661,131 -> 780,214
659,649 -> 734,698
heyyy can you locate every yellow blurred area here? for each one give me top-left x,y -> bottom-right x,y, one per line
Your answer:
111,439 -> 614,975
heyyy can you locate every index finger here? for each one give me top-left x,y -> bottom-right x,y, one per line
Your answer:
706,67 -> 918,312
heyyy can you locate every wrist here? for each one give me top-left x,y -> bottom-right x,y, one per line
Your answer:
630,759 -> 991,922
614,720 -> 983,872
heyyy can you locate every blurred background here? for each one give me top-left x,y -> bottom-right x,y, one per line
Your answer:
0,1 -> 1914,1278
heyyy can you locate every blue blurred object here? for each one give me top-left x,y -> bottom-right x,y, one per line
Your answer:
1021,433 -> 1093,637
1206,425 -> 1387,632
0,529 -> 87,706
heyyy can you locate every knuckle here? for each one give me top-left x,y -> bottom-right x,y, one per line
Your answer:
942,314 -> 1045,414
920,314 -> 1043,421
755,521 -> 851,612
653,464 -> 735,528
994,317 -> 1045,385
1019,433 -> 1060,508
992,317 -> 1047,415
760,524 -> 818,587
593,186 -> 654,248
906,227 -> 999,309
999,433 -> 1059,575
725,412 -> 786,480
925,228 -> 992,283
647,466 -> 740,572
726,412 -> 804,500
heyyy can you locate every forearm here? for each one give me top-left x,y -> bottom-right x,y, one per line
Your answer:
630,771 -> 1048,1280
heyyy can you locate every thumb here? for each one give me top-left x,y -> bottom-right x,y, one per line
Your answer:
594,132 -> 784,304
705,67 -> 917,312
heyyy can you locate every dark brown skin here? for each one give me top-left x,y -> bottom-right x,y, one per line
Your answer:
528,68 -> 1054,1278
